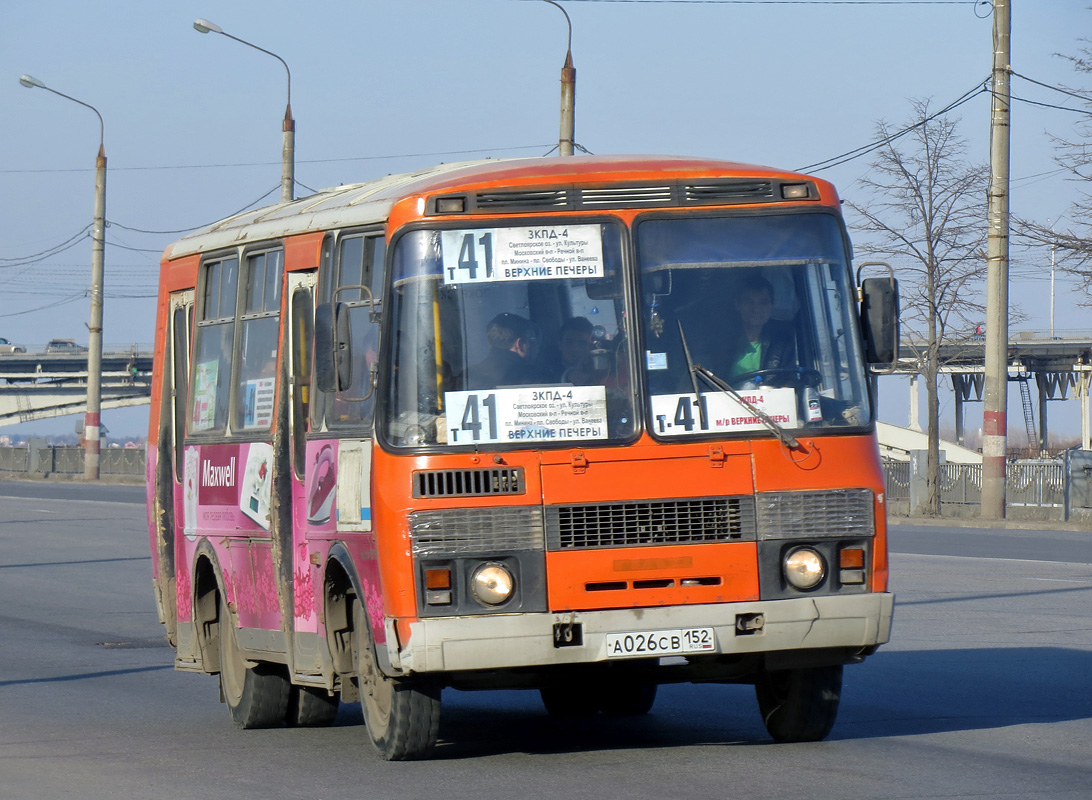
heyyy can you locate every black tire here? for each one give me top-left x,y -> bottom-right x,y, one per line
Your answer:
755,664 -> 842,743
354,604 -> 440,760
598,683 -> 657,716
219,597 -> 290,729
286,685 -> 340,727
539,684 -> 600,718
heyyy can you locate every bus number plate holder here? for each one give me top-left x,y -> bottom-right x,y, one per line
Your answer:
605,628 -> 716,658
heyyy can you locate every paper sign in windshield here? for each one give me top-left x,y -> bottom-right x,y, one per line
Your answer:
650,388 -> 798,436
444,386 -> 609,444
441,224 -> 604,284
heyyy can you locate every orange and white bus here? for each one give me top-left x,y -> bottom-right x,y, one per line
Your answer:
146,155 -> 898,760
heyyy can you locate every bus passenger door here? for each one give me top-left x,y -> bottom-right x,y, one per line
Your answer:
286,270 -> 325,654
155,290 -> 193,646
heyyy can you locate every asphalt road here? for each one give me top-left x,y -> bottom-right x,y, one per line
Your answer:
2,481 -> 1090,799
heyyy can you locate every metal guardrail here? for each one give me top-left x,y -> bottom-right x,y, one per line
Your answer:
883,460 -> 910,501
883,458 -> 1073,511
0,445 -> 144,478
938,462 -> 981,506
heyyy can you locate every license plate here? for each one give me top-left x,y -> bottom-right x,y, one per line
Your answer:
605,627 -> 716,658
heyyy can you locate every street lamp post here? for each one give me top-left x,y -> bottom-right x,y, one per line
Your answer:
19,74 -> 106,480
542,1 -> 576,156
193,18 -> 295,202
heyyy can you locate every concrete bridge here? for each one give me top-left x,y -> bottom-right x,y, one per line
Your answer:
0,349 -> 153,426
890,330 -> 1092,454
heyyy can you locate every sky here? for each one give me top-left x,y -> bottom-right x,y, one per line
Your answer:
2,0 -> 1090,441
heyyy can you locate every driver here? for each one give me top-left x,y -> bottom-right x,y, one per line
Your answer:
726,273 -> 795,386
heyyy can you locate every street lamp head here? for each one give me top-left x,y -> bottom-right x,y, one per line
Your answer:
19,74 -> 46,90
193,18 -> 223,34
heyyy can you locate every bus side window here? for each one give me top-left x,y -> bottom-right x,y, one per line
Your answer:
320,232 -> 384,433
171,304 -> 191,478
310,236 -> 335,432
233,250 -> 283,432
190,256 -> 238,435
291,286 -> 314,478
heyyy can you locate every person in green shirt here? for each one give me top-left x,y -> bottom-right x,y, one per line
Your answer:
726,273 -> 795,386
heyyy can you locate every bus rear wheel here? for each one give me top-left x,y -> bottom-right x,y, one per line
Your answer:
286,685 -> 340,727
354,604 -> 440,760
218,596 -> 290,729
755,664 -> 842,743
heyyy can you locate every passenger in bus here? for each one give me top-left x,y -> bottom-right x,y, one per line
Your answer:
724,273 -> 795,385
464,312 -> 541,389
541,316 -> 603,384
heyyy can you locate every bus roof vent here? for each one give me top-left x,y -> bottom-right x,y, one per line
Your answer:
474,189 -> 571,212
684,181 -> 775,204
413,467 -> 525,498
580,185 -> 674,207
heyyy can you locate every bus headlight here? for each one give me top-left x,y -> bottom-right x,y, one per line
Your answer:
470,563 -> 514,606
783,547 -> 826,590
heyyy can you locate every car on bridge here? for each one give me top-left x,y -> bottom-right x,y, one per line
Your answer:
0,337 -> 27,354
45,338 -> 88,354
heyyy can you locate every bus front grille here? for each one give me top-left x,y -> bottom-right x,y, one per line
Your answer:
413,467 -> 525,498
545,497 -> 756,550
410,507 -> 545,556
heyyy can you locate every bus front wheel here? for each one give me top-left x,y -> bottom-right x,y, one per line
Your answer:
599,682 -> 657,716
353,604 -> 440,760
755,664 -> 842,743
218,596 -> 290,728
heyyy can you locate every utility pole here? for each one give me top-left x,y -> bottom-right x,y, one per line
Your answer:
982,0 -> 1011,518
542,0 -> 575,156
19,75 -> 106,480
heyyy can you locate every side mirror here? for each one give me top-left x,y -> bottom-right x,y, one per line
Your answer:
859,273 -> 899,367
314,303 -> 337,392
315,303 -> 353,393
333,302 -> 353,392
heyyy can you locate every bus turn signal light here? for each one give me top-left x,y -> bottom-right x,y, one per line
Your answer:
425,568 -> 451,589
425,568 -> 452,605
839,548 -> 866,585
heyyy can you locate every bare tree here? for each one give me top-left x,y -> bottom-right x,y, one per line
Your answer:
846,99 -> 988,515
1017,36 -> 1092,297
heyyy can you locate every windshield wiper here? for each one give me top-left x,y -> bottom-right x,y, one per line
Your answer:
677,321 -> 800,450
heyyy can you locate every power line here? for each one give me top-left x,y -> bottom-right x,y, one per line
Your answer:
1008,92 -> 1092,117
1011,71 -> 1092,105
0,226 -> 91,264
108,186 -> 282,235
105,240 -> 165,255
546,0 -> 978,4
0,144 -> 553,177
0,293 -> 85,319
796,79 -> 988,172
0,234 -> 90,270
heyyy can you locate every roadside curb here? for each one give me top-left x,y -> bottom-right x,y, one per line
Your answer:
889,514 -> 1090,533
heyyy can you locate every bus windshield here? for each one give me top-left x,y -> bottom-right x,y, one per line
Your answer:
636,212 -> 872,437
384,220 -> 637,448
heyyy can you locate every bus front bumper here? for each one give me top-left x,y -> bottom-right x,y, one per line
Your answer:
390,592 -> 893,675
